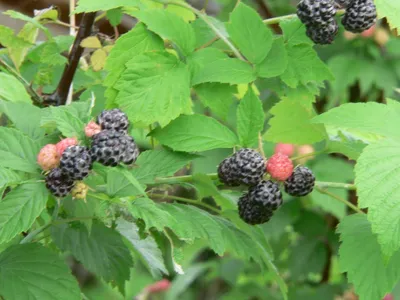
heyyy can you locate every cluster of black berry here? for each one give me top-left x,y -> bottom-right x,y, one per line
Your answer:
297,0 -> 376,44
44,109 -> 139,198
218,149 -> 315,225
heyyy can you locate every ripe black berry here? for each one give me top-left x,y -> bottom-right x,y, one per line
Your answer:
90,130 -> 139,167
60,146 -> 92,180
97,109 -> 129,132
341,0 -> 376,33
284,166 -> 315,197
297,0 -> 337,27
217,148 -> 265,186
306,20 -> 339,44
248,180 -> 283,211
45,168 -> 75,197
238,194 -> 273,225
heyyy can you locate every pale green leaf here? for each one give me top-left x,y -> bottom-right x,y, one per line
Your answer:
106,8 -> 123,27
355,139 -> 400,258
132,149 -> 198,184
338,214 -> 400,300
375,0 -> 400,31
4,10 -> 52,40
12,23 -> 39,69
236,88 -> 264,147
191,18 -> 216,49
0,25 -> 32,53
117,219 -> 168,277
280,18 -> 312,46
52,221 -> 133,294
0,101 -> 45,139
326,131 -> 366,160
106,168 -> 143,198
257,37 -> 288,78
0,128 -> 40,173
313,102 -> 400,140
0,73 -> 31,103
226,3 -> 273,64
150,114 -> 238,152
131,9 -> 196,55
0,168 -> 22,190
194,83 -> 236,120
188,48 -> 257,85
264,100 -> 326,144
75,0 -> 139,13
49,107 -> 86,140
281,44 -> 333,88
0,243 -> 80,300
0,183 -> 48,244
114,51 -> 192,127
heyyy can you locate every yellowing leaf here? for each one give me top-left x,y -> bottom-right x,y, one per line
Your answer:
91,49 -> 107,71
81,36 -> 102,48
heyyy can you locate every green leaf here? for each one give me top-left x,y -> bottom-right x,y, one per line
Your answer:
264,100 -> 326,144
52,221 -> 133,294
188,48 -> 257,85
0,243 -> 80,300
117,219 -> 168,277
0,73 -> 31,103
337,214 -> 400,300
107,168 -> 143,198
194,83 -> 236,120
326,131 -> 366,160
132,149 -> 198,184
355,139 -> 400,259
11,23 -> 39,69
0,167 -> 22,190
312,156 -> 354,219
0,101 -> 45,139
0,183 -> 48,244
114,51 -> 192,127
191,18 -> 216,49
4,10 -> 52,40
375,0 -> 400,31
226,3 -> 273,64
75,0 -> 139,13
106,8 -> 123,26
257,37 -> 288,78
131,9 -> 196,55
280,18 -> 312,46
150,114 -> 238,152
313,102 -> 400,140
104,23 -> 164,102
236,88 -> 264,147
281,44 -> 333,88
49,107 -> 86,140
0,127 -> 40,173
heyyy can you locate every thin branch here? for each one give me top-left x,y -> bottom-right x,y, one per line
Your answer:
20,223 -> 52,244
291,149 -> 326,162
43,12 -> 96,106
0,58 -> 43,105
315,186 -> 365,214
315,181 -> 356,191
149,192 -> 220,214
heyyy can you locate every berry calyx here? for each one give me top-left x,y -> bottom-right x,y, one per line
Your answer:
97,109 -> 129,132
45,168 -> 75,197
284,166 -> 315,197
71,181 -> 89,200
85,121 -> 102,138
55,137 -> 78,157
60,146 -> 92,180
266,153 -> 294,181
37,144 -> 60,171
217,148 -> 265,186
274,143 -> 295,157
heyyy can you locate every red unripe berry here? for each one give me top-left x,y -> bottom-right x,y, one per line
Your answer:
55,137 -> 78,157
361,24 -> 375,37
266,153 -> 294,181
85,121 -> 101,138
274,143 -> 295,157
37,144 -> 60,171
383,294 -> 394,300
146,279 -> 171,293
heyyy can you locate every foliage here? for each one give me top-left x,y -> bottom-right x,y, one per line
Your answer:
0,1 -> 399,300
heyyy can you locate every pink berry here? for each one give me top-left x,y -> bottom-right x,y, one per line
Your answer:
85,121 -> 101,138
146,279 -> 171,293
55,137 -> 78,157
296,144 -> 315,164
361,24 -> 375,37
37,144 -> 60,171
383,294 -> 394,300
274,143 -> 295,157
266,153 -> 294,181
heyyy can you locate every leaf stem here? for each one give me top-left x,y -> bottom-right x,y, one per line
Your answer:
0,58 -> 43,105
20,223 -> 52,244
262,9 -> 345,25
315,181 -> 356,190
151,0 -> 246,61
315,186 -> 364,214
149,192 -> 220,214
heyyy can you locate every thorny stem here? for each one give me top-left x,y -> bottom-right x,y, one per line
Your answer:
315,186 -> 364,214
151,0 -> 245,61
0,58 -> 43,104
149,192 -> 221,214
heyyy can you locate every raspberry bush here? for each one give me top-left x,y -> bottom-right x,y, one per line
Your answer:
0,1 -> 399,299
